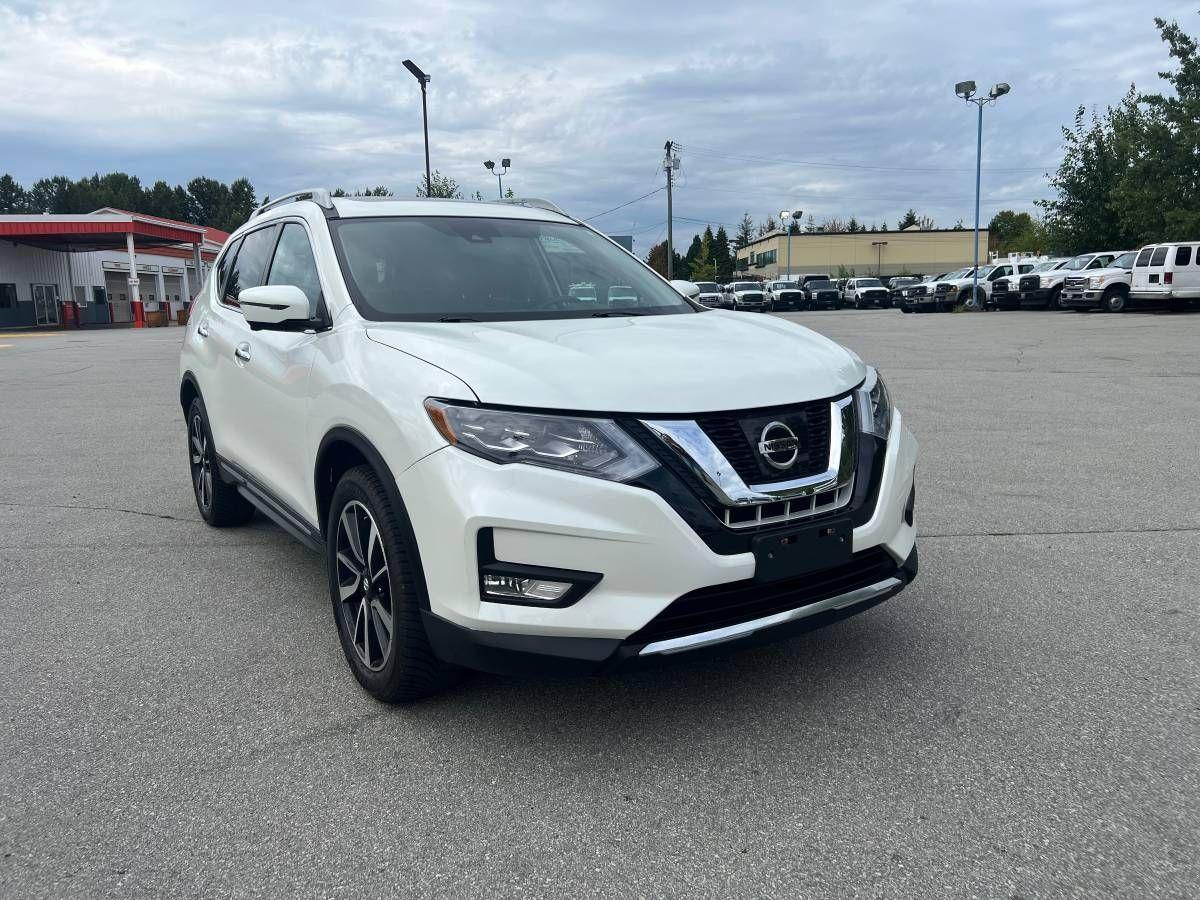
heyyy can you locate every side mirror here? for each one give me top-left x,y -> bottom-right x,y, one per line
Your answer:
239,285 -> 311,329
669,279 -> 701,299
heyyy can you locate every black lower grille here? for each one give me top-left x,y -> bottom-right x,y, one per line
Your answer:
630,547 -> 899,644
696,399 -> 832,484
1019,275 -> 1039,291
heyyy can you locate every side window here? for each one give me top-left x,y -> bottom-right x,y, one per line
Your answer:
1149,246 -> 1168,267
1175,246 -> 1192,267
216,237 -> 243,305
266,223 -> 323,318
1136,248 -> 1153,267
223,225 -> 279,308
1087,256 -> 1110,269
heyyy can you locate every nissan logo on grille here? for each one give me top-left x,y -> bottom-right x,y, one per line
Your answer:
757,421 -> 801,470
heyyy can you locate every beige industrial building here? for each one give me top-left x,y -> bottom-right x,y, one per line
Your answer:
737,228 -> 992,279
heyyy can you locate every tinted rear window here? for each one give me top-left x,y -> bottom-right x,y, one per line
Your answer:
1135,248 -> 1153,267
1175,246 -> 1192,267
1150,247 -> 1168,266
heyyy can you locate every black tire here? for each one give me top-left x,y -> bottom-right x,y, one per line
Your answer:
1101,287 -> 1128,313
1046,286 -> 1064,310
900,305 -> 912,314
186,397 -> 255,527
327,465 -> 458,703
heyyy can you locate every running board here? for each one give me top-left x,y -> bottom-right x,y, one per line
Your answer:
218,456 -> 324,552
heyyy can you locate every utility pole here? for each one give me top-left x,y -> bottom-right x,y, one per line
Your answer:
955,79 -> 1010,309
664,141 -> 679,278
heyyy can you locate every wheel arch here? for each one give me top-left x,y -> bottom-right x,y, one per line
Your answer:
180,371 -> 202,414
314,425 -> 434,610
314,426 -> 409,538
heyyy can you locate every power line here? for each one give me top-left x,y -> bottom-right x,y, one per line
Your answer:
683,143 -> 1054,175
582,187 -> 665,221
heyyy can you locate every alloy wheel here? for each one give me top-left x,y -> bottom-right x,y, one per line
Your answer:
334,500 -> 393,672
189,414 -> 213,513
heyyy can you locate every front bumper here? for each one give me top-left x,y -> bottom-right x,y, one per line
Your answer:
1062,289 -> 1100,307
396,410 -> 919,674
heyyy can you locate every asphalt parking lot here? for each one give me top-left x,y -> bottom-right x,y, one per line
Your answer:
2,309 -> 1198,898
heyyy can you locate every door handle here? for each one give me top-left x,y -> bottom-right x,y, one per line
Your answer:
234,342 -> 251,363
196,320 -> 210,338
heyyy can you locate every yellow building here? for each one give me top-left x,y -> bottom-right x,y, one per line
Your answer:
737,228 -> 992,279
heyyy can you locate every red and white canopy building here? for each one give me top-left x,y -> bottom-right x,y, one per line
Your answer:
0,208 -> 228,328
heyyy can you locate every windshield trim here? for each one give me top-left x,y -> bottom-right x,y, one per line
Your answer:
327,214 -> 702,322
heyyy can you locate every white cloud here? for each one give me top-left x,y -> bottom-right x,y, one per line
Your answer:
0,0 -> 1192,248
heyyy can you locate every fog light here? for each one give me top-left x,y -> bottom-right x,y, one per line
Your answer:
482,574 -> 571,603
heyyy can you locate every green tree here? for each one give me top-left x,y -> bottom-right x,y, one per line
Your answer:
689,227 -> 717,281
1110,16 -> 1200,242
897,208 -> 919,230
846,216 -> 860,233
733,213 -> 755,251
1039,95 -> 1140,254
683,233 -> 703,273
417,170 -> 462,199
712,226 -> 734,281
0,174 -> 26,212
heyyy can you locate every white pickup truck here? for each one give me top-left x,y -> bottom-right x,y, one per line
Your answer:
1060,250 -> 1137,312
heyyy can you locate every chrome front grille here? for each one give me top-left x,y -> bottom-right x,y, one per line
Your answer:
639,395 -> 858,530
722,479 -> 855,529
1064,277 -> 1086,290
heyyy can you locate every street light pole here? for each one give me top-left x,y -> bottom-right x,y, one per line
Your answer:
779,209 -> 801,280
955,79 -> 1010,310
403,59 -> 432,196
871,240 -> 888,276
483,158 -> 511,198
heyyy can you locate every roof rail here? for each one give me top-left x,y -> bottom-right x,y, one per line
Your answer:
252,188 -> 333,219
498,197 -> 568,217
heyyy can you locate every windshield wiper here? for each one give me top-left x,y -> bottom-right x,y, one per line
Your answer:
437,315 -> 481,322
590,310 -> 644,317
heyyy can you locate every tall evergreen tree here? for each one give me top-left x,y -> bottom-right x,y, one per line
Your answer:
712,226 -> 734,281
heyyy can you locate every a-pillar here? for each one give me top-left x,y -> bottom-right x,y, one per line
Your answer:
126,232 -> 145,328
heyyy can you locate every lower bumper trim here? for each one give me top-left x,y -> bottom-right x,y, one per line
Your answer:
639,576 -> 902,656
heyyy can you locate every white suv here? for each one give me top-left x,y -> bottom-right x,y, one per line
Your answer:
180,190 -> 919,701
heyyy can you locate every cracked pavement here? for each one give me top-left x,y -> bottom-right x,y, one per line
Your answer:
1,311 -> 1197,898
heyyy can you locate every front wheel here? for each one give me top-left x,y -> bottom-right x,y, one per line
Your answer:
328,465 -> 458,702
1101,288 -> 1128,313
1047,286 -> 1064,310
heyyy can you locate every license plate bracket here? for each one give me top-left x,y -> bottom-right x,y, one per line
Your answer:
752,516 -> 853,582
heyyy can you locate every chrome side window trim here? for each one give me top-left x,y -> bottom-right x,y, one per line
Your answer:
640,396 -> 857,508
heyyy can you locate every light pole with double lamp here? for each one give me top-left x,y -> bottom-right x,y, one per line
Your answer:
955,79 -> 1010,310
779,209 -> 801,279
403,59 -> 432,196
483,158 -> 510,198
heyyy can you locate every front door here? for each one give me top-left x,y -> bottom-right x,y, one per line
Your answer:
32,284 -> 59,326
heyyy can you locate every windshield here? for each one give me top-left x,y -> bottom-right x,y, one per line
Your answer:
330,216 -> 697,321
1064,254 -> 1096,270
694,282 -> 719,292
772,282 -> 799,290
891,278 -> 917,286
731,282 -> 760,292
806,280 -> 834,290
857,278 -> 883,287
1030,260 -> 1059,272
1108,251 -> 1136,269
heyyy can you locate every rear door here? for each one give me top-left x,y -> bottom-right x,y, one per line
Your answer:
1170,244 -> 1200,297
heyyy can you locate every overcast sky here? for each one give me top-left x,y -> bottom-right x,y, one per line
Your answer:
1,0 -> 1193,250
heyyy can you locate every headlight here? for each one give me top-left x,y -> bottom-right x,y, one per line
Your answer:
856,367 -> 892,439
1087,276 -> 1104,288
1040,275 -> 1056,287
425,400 -> 658,482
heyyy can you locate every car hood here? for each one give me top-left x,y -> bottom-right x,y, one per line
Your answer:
365,311 -> 865,413
1071,266 -> 1129,280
